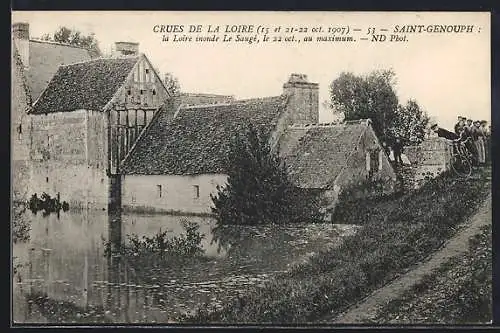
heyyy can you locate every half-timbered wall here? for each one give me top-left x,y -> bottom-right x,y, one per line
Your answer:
107,56 -> 171,175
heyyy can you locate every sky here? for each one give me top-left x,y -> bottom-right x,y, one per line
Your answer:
12,11 -> 491,130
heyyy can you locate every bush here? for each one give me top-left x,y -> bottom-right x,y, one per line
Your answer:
28,192 -> 69,215
103,220 -> 205,269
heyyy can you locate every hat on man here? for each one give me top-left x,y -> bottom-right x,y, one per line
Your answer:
480,120 -> 488,125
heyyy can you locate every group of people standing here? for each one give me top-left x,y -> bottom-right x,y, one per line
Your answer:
454,116 -> 490,166
431,116 -> 490,166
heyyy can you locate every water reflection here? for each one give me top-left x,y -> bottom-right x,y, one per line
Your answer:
12,208 -> 356,324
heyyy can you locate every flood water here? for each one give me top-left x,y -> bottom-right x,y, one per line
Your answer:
12,209 -> 357,324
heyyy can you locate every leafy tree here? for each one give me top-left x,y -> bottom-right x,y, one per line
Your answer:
163,72 -> 181,97
391,99 -> 430,146
42,27 -> 102,58
329,69 -> 398,140
210,124 -> 324,226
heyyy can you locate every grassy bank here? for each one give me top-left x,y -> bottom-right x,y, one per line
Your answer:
369,225 -> 491,324
182,169 -> 490,324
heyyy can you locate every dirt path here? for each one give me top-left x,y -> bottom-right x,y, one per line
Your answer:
325,191 -> 492,324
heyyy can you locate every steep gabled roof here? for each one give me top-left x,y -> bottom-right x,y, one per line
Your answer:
280,121 -> 369,189
26,40 -> 93,102
31,57 -> 139,114
121,95 -> 288,175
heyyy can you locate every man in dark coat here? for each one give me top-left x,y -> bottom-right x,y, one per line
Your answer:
430,123 -> 459,140
392,137 -> 404,165
431,123 -> 462,157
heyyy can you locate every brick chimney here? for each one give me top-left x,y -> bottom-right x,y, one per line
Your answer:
114,41 -> 139,56
283,73 -> 319,124
12,22 -> 30,68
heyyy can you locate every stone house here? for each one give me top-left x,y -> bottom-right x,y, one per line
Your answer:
121,74 -> 396,215
280,120 -> 398,218
11,22 -> 94,201
26,44 -> 173,209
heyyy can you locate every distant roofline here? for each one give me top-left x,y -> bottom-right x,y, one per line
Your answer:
181,92 -> 235,98
182,103 -> 232,110
180,95 -> 284,110
289,119 -> 372,128
29,38 -> 91,51
57,54 -> 141,68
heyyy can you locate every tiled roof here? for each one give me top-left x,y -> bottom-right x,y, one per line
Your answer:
121,95 -> 288,175
31,57 -> 139,114
26,40 -> 93,102
280,122 -> 368,189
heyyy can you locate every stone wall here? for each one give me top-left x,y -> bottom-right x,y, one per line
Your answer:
121,174 -> 228,214
29,110 -> 108,209
11,43 -> 32,201
403,137 -> 453,189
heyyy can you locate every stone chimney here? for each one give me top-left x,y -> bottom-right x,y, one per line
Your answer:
12,22 -> 30,68
283,73 -> 319,124
114,41 -> 139,56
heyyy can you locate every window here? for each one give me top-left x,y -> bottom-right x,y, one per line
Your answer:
145,68 -> 150,74
46,177 -> 49,183
127,89 -> 131,96
193,185 -> 200,199
365,152 -> 371,172
140,89 -> 144,95
152,89 -> 156,95
156,184 -> 162,198
17,124 -> 22,140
